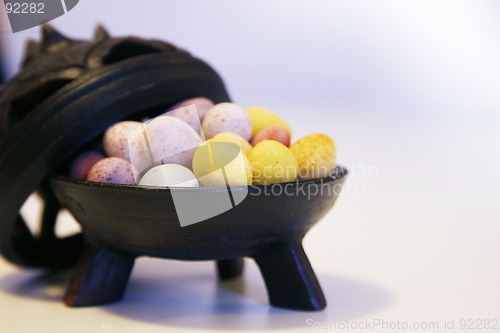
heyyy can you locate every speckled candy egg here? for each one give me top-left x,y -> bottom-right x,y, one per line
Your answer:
138,164 -> 199,187
103,121 -> 142,161
169,97 -> 214,123
69,151 -> 105,180
246,107 -> 292,139
201,103 -> 252,140
251,125 -> 291,147
168,105 -> 202,132
212,132 -> 253,155
128,116 -> 202,176
86,157 -> 135,184
290,133 -> 336,180
248,140 -> 298,185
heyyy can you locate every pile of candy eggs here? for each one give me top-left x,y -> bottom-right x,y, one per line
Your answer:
70,97 -> 336,187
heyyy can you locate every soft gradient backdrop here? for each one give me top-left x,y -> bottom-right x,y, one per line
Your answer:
1,1 -> 499,333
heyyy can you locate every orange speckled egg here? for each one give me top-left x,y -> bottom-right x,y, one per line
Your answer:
86,157 -> 135,184
251,125 -> 290,147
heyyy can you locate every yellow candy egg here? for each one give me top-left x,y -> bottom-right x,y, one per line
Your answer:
246,107 -> 292,139
212,132 -> 253,155
248,141 -> 298,185
290,133 -> 336,180
192,139 -> 252,187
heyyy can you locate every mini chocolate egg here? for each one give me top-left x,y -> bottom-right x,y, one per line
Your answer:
212,132 -> 253,155
168,105 -> 202,132
246,107 -> 292,138
128,116 -> 203,177
169,97 -> 214,122
248,140 -> 298,185
103,121 -> 142,161
192,139 -> 252,187
290,133 -> 336,180
251,125 -> 290,147
138,164 -> 198,187
201,102 -> 252,140
86,157 -> 135,184
69,151 -> 105,180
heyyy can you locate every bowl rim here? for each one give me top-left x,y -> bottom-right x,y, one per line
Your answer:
50,165 -> 348,193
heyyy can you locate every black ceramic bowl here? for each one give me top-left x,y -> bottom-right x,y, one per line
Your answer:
0,25 -> 348,312
50,166 -> 348,310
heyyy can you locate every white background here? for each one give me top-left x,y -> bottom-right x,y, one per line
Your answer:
1,1 -> 500,332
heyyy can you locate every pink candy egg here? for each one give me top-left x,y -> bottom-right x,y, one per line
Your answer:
169,97 -> 214,122
69,151 -> 105,180
168,105 -> 202,132
86,157 -> 135,184
103,121 -> 142,161
251,125 -> 291,147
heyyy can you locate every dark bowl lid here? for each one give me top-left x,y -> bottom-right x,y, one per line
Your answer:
0,24 -> 231,268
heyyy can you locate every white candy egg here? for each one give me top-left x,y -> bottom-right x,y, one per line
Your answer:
128,116 -> 202,178
138,164 -> 199,188
201,102 -> 252,140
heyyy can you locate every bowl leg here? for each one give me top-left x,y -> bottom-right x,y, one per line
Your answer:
252,242 -> 326,311
216,258 -> 244,280
64,243 -> 135,307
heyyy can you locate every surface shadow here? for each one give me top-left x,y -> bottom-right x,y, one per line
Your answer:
0,260 -> 393,330
0,268 -> 73,302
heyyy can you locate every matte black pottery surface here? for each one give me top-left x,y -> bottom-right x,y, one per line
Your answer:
0,25 -> 348,311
